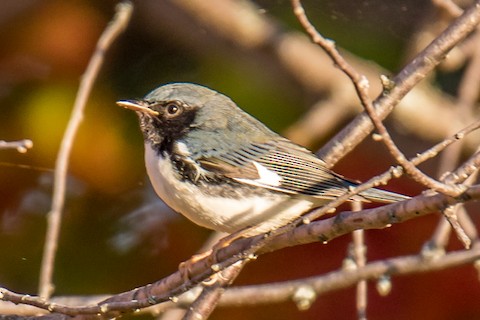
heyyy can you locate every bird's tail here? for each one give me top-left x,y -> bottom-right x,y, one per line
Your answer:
359,187 -> 410,203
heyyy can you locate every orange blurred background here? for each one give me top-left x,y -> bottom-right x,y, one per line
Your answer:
0,1 -> 478,319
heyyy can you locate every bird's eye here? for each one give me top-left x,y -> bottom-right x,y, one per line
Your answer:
166,103 -> 180,115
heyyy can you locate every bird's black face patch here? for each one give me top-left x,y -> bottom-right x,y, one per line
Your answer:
138,100 -> 197,153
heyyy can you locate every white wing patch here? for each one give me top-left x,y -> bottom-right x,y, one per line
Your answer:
174,141 -> 191,156
236,161 -> 282,187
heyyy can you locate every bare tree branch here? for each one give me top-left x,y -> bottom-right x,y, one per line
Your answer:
183,262 -> 245,320
216,244 -> 480,307
291,0 -> 469,197
350,202 -> 367,320
3,244 -> 480,315
0,139 -> 33,153
38,1 -> 133,299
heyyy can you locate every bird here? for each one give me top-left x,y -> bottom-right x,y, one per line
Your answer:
117,83 -> 409,237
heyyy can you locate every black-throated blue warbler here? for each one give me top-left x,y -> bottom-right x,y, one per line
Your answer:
117,83 -> 408,237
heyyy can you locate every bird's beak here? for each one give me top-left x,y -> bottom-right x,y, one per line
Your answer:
116,100 -> 159,116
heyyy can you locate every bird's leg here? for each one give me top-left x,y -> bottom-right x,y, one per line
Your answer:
178,249 -> 214,283
178,228 -> 254,283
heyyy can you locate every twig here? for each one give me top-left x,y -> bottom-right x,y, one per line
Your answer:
431,37 -> 480,248
432,0 -> 463,18
292,0 -> 469,197
366,101 -> 469,198
183,262 -> 245,320
0,139 -> 33,153
442,205 -> 471,248
366,101 -> 466,196
457,205 -> 479,241
38,1 -> 133,299
426,153 -> 480,251
290,0 -> 470,195
443,150 -> 480,185
142,244 -> 480,309
160,232 -> 227,320
291,0 -> 374,113
428,164 -> 479,250
350,202 -> 367,320
412,120 -> 480,166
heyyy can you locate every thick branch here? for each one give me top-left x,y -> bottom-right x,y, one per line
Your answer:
3,184 -> 480,316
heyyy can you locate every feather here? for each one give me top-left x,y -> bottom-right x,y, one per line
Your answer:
198,138 -> 409,203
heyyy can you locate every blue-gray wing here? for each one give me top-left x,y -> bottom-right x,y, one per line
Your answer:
198,139 -> 408,203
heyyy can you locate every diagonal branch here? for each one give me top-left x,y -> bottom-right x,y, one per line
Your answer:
291,0 -> 374,113
291,0 -> 470,197
38,1 -> 133,299
183,261 -> 245,320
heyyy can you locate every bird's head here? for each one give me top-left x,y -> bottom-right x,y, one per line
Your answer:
117,83 -> 275,153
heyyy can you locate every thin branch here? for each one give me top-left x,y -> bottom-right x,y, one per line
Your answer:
412,120 -> 480,166
350,202 -> 367,320
0,139 -> 33,153
183,262 -> 245,320
215,245 -> 480,307
443,150 -> 480,185
292,0 -> 469,197
38,1 -> 133,299
432,0 -> 463,18
158,245 -> 480,308
159,232 -> 227,320
291,0 -> 374,113
365,100 -> 467,196
368,101 -> 470,197
442,205 -> 471,248
428,32 -> 480,248
457,205 -> 479,241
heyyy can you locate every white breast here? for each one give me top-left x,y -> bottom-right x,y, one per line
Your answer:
144,145 -> 314,235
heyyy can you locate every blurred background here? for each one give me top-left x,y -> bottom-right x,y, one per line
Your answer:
1,0 -> 479,319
